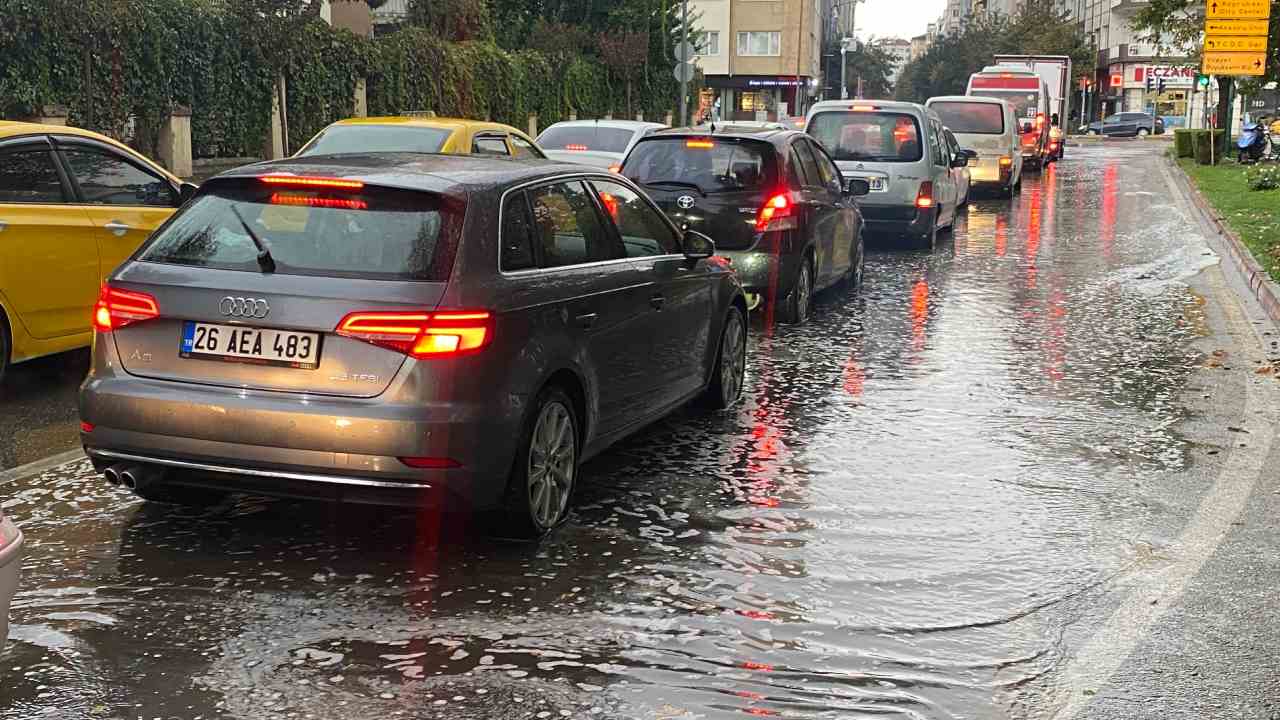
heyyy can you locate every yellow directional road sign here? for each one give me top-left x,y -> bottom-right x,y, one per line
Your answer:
1205,0 -> 1271,19
1205,35 -> 1269,52
1202,51 -> 1268,75
1205,18 -> 1270,35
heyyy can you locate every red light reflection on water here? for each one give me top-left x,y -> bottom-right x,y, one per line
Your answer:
910,280 -> 929,355
1100,164 -> 1118,258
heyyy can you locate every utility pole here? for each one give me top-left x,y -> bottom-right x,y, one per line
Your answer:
680,0 -> 689,127
841,41 -> 849,100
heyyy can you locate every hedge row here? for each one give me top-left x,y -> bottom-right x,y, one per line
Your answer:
0,1 -> 678,158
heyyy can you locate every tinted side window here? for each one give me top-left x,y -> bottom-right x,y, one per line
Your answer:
473,136 -> 510,156
929,123 -> 946,167
62,148 -> 175,206
804,140 -> 842,194
587,179 -> 680,257
791,143 -> 820,188
0,147 -> 66,204
786,149 -> 808,190
528,181 -> 621,268
510,136 -> 543,159
500,192 -> 537,271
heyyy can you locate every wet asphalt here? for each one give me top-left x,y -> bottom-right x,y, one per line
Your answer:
3,142 -> 1280,720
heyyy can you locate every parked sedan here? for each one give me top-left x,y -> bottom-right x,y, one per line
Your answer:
0,121 -> 197,382
297,117 -> 546,159
0,507 -> 21,647
79,155 -> 746,538
619,126 -> 867,324
1082,112 -> 1164,137
536,120 -> 666,169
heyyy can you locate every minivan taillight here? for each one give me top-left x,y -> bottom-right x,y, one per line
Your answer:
915,182 -> 935,209
93,285 -> 160,332
336,310 -> 492,358
756,192 -> 796,232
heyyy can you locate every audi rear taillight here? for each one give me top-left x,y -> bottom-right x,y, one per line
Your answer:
915,182 -> 935,209
756,192 -> 795,232
336,310 -> 492,358
93,285 -> 159,332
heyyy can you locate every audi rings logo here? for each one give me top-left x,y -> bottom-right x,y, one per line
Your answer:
676,195 -> 696,210
219,296 -> 270,319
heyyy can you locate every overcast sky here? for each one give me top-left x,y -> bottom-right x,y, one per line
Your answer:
857,0 -> 948,41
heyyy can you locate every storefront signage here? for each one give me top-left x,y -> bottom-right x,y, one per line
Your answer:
1143,65 -> 1196,89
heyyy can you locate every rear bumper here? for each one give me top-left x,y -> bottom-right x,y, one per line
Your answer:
859,204 -> 936,237
0,517 -> 23,648
718,245 -> 803,302
79,345 -> 524,509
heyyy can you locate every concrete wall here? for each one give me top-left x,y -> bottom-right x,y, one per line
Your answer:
729,0 -> 820,79
692,0 -> 731,76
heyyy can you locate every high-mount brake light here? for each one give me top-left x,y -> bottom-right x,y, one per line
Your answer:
270,193 -> 368,210
565,144 -> 589,151
259,175 -> 365,190
94,285 -> 160,332
686,139 -> 715,149
336,310 -> 493,358
851,105 -> 877,112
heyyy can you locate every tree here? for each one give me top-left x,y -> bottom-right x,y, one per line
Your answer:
598,32 -> 650,115
407,0 -> 490,41
827,40 -> 897,99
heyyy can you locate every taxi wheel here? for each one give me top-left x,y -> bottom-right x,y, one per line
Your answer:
0,311 -> 10,385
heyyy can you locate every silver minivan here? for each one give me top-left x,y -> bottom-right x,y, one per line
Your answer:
805,100 -> 970,250
926,96 -> 1022,198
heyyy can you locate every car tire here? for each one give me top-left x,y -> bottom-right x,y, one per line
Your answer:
850,232 -> 865,292
502,385 -> 579,539
778,254 -> 813,325
0,310 -> 9,385
1088,129 -> 1099,136
910,220 -> 937,251
1137,128 -> 1149,137
700,306 -> 747,410
131,483 -> 228,507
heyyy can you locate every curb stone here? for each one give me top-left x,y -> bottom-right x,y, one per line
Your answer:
1169,155 -> 1280,325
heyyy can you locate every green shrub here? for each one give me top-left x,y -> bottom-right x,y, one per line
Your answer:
1245,163 -> 1280,191
1173,129 -> 1195,158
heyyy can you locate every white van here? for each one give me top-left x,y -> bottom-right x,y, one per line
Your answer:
926,96 -> 1023,197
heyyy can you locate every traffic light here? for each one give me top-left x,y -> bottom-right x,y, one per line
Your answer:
1157,78 -> 1166,94
1197,74 -> 1210,87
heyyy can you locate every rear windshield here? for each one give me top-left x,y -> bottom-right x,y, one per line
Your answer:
969,91 -> 1040,122
930,102 -> 1005,135
297,125 -> 454,156
807,112 -> 923,163
537,126 -> 636,154
622,137 -> 776,194
138,182 -> 460,281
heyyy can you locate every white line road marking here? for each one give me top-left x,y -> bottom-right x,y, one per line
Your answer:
1050,155 -> 1280,719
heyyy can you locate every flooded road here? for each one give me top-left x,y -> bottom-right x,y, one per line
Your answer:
4,143 -> 1280,719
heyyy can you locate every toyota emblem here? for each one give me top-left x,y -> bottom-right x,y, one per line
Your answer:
219,296 -> 270,319
676,195 -> 696,210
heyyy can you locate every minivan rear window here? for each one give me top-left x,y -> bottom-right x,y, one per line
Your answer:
297,125 -> 453,156
622,137 -> 776,194
807,112 -> 923,163
138,182 -> 460,281
929,102 -> 1005,135
537,126 -> 636,154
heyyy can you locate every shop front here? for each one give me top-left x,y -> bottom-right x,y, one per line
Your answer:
699,76 -> 817,123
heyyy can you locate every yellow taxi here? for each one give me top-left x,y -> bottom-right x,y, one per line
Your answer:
295,116 -> 547,159
0,121 -> 194,380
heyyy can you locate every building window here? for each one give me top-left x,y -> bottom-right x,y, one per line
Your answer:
698,31 -> 720,56
737,31 -> 781,57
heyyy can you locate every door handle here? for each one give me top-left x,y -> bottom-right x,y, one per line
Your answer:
574,312 -> 598,328
650,294 -> 666,310
105,221 -> 131,237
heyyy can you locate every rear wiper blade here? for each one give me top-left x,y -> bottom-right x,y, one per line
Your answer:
643,180 -> 702,192
229,205 -> 277,273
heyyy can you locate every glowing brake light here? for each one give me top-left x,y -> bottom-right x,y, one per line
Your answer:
851,105 -> 877,112
686,139 -> 715,149
336,310 -> 492,358
93,285 -> 159,332
259,175 -> 364,190
565,144 -> 589,151
1035,113 -> 1046,129
999,155 -> 1013,167
915,182 -> 935,209
755,192 -> 794,232
270,193 -> 368,210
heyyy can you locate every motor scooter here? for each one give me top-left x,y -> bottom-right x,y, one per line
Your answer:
1238,122 -> 1269,163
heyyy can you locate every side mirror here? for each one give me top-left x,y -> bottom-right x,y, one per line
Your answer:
846,178 -> 871,197
950,155 -> 969,168
961,148 -> 979,160
683,229 -> 715,260
178,182 -> 199,206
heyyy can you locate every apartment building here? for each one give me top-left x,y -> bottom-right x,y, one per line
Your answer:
875,37 -> 913,86
942,0 -> 970,35
692,0 -> 824,121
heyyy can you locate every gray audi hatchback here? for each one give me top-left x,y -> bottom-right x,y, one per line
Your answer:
79,154 -> 747,537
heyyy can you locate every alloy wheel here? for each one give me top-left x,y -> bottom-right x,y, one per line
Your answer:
527,401 -> 576,529
795,262 -> 812,323
719,310 -> 746,406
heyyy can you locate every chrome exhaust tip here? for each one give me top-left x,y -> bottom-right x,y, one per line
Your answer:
119,466 -> 140,491
103,466 -> 122,486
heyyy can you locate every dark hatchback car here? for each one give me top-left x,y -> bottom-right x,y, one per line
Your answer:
1083,112 -> 1164,137
79,154 -> 747,537
618,126 -> 868,324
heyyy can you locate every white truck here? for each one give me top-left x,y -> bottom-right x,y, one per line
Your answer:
993,55 -> 1073,147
